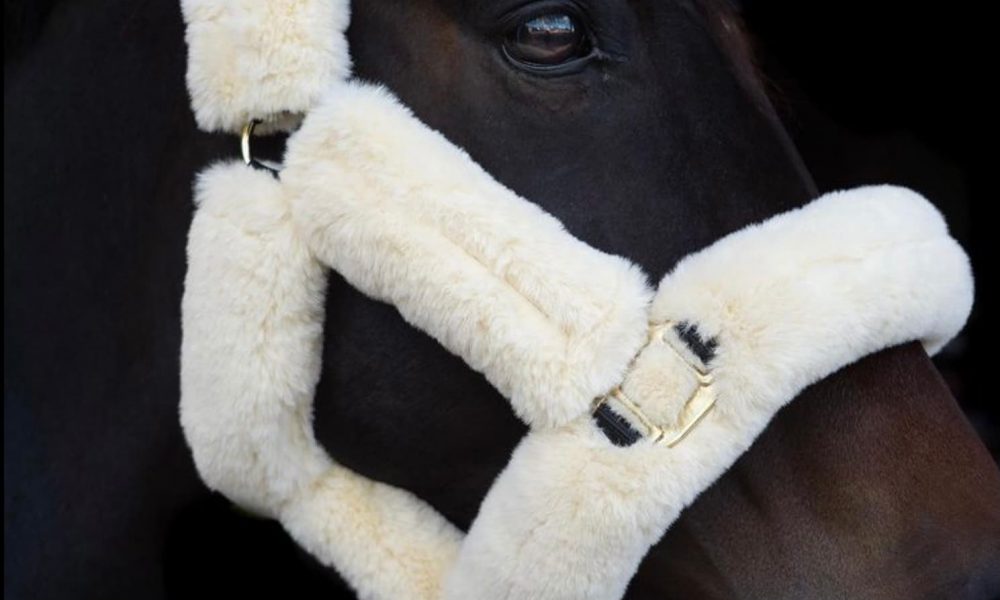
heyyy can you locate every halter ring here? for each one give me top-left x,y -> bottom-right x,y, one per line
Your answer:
240,119 -> 281,174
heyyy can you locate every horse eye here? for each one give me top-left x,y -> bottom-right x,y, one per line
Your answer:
503,13 -> 591,68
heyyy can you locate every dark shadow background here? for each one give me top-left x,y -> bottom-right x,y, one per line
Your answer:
4,1 -> 995,599
740,0 -> 996,456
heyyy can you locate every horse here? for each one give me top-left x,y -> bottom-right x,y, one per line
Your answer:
4,1 -> 998,598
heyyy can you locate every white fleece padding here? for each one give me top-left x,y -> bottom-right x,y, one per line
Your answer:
181,0 -> 351,133
281,82 -> 653,429
180,162 -> 461,600
443,186 -> 974,600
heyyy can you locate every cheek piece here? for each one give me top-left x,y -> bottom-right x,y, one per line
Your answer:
179,2 -> 974,599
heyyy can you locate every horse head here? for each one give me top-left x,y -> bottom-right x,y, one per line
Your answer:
309,1 -> 1000,598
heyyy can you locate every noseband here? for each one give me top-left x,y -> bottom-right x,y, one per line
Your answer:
178,2 -> 974,599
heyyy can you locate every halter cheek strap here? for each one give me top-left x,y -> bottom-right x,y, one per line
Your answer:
282,83 -> 653,430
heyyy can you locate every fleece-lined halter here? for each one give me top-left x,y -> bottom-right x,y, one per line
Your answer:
178,2 -> 974,599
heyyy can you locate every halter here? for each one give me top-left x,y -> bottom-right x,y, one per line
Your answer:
178,2 -> 974,598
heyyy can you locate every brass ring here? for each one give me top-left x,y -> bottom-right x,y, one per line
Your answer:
240,119 -> 260,166
240,119 -> 280,175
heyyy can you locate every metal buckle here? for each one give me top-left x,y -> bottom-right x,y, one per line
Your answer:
593,322 -> 716,448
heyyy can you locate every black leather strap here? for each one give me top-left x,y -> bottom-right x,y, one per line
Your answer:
593,402 -> 643,447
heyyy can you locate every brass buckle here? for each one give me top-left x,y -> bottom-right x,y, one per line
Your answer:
593,322 -> 716,448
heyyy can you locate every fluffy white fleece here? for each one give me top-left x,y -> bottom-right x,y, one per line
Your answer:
181,0 -> 351,133
281,83 -> 653,429
443,185 -> 973,600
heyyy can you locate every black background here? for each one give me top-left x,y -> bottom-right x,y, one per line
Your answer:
742,0 -> 996,456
